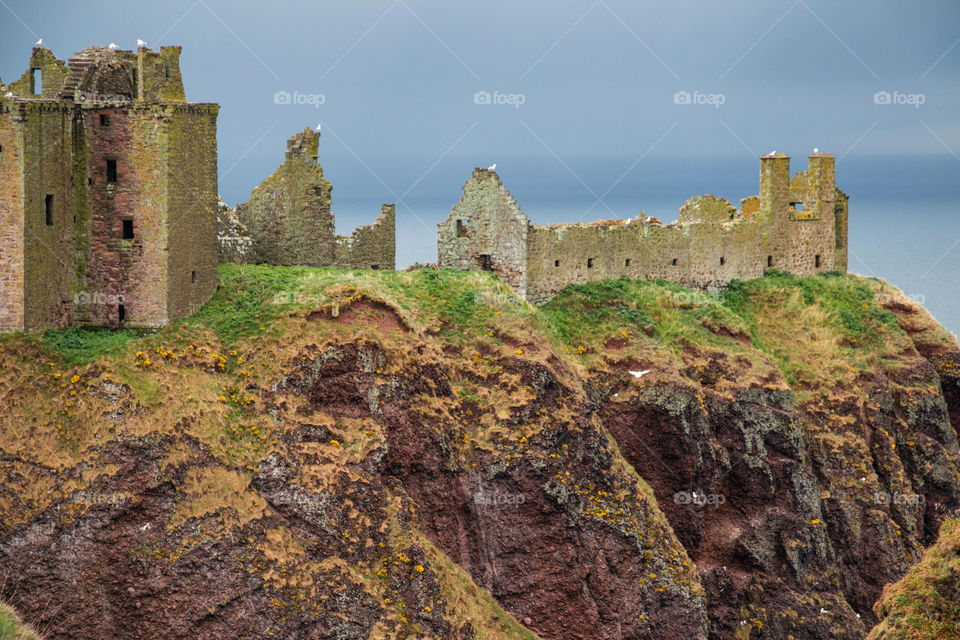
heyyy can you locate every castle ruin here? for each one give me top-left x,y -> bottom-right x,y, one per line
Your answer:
217,128 -> 396,271
438,152 -> 848,304
0,44 -> 219,330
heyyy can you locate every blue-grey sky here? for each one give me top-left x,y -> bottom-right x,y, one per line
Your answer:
2,1 -> 959,333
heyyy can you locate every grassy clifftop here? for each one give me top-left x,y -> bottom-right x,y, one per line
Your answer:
0,264 -> 957,640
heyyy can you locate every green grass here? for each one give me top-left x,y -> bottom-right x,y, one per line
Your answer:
41,326 -> 148,366
0,603 -> 42,639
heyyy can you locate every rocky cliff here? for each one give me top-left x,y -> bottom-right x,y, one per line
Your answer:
0,266 -> 956,639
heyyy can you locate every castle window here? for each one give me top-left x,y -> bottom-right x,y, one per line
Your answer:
476,254 -> 493,271
371,264 -> 379,270
791,201 -> 804,211
100,114 -> 110,127
87,177 -> 92,187
625,258 -> 631,267
815,254 -> 821,268
106,159 -> 117,183
45,194 -> 54,226
30,69 -> 41,95
720,256 -> 725,265
554,259 -> 560,267
0,144 -> 4,154
671,258 -> 678,266
118,304 -> 126,323
767,255 -> 773,267
587,258 -> 594,268
456,219 -> 468,237
122,219 -> 134,239
191,270 -> 197,283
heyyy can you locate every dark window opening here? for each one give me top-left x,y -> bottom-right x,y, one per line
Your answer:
191,270 -> 197,283
30,68 -> 41,95
554,259 -> 560,267
73,216 -> 76,223
100,114 -> 110,127
371,264 -> 379,270
625,258 -> 631,267
0,144 -> 4,154
121,219 -> 134,239
106,159 -> 117,183
767,255 -> 773,267
118,304 -> 126,324
87,177 -> 92,187
456,219 -> 468,237
476,254 -> 493,271
671,258 -> 678,266
815,254 -> 822,268
45,194 -> 54,226
720,256 -> 725,265
587,258 -> 594,268
791,201 -> 804,211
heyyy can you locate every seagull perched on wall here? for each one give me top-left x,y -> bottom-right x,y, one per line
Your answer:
487,163 -> 496,171
34,38 -> 43,46
315,122 -> 322,134
108,43 -> 118,50
137,39 -> 148,47
813,147 -> 819,154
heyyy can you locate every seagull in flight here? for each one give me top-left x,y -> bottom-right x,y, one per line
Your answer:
628,370 -> 651,378
487,163 -> 496,171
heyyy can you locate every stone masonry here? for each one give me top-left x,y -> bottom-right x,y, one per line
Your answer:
218,128 -> 395,270
438,152 -> 848,304
0,44 -> 219,330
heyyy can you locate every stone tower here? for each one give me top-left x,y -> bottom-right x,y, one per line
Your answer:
0,44 -> 219,330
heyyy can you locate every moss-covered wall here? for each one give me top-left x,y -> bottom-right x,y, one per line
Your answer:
18,102 -> 76,329
438,169 -> 529,298
7,48 -> 69,99
440,155 -> 848,305
164,104 -> 219,322
0,106 -> 25,330
237,129 -> 335,266
137,47 -> 186,103
333,203 -> 396,269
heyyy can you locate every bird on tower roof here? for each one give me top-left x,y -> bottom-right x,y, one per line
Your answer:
487,163 -> 496,171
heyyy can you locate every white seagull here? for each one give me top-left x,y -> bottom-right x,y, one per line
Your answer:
34,38 -> 43,46
819,608 -> 829,614
139,522 -> 151,531
628,369 -> 651,378
487,163 -> 496,171
315,122 -> 322,134
4,92 -> 12,98
137,39 -> 148,48
108,43 -> 118,50
813,147 -> 819,154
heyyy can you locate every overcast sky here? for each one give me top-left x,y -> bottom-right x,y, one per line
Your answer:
2,1 -> 958,208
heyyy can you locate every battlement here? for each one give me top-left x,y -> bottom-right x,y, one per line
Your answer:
439,152 -> 848,304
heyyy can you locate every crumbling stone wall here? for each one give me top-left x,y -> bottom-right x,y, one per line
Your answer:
225,129 -> 396,271
439,153 -> 848,305
437,169 -> 529,298
0,44 -> 218,331
334,204 -> 396,269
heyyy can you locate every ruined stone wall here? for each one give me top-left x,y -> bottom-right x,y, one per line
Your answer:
237,129 -> 335,267
442,155 -> 846,305
162,104 -> 219,324
137,46 -> 186,103
0,107 -> 25,330
438,169 -> 529,298
333,203 -> 396,269
216,197 -> 252,264
18,102 -> 76,329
